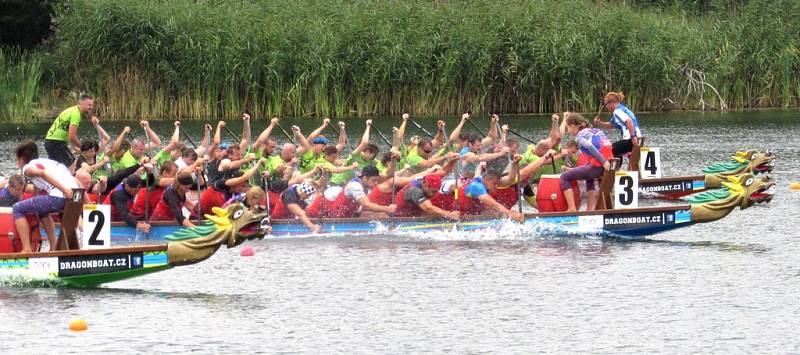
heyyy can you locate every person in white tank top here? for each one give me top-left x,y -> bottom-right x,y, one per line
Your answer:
12,141 -> 80,252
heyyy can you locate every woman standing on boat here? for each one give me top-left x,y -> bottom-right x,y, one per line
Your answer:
593,92 -> 643,157
562,114 -> 613,212
12,141 -> 80,252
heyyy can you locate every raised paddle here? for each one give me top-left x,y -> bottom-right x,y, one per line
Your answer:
274,122 -> 295,143
464,111 -> 486,138
179,124 -> 198,149
507,128 -> 537,145
372,124 -> 392,146
408,116 -> 434,139
141,122 -> 152,240
223,125 -> 242,145
327,121 -> 354,152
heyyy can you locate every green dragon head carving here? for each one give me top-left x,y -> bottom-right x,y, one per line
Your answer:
166,204 -> 269,266
689,173 -> 774,223
703,150 -> 775,188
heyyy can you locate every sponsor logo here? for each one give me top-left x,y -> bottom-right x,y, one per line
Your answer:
640,182 -> 686,193
57,252 -> 143,277
604,215 -> 663,225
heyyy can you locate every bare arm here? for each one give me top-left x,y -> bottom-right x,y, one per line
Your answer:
481,114 -> 499,147
225,159 -> 265,187
393,114 -> 409,149
26,167 -> 75,199
352,119 -> 371,156
68,125 -> 81,150
253,117 -> 278,150
419,200 -> 459,220
432,120 -> 446,148
335,121 -> 347,152
292,126 -> 311,155
140,121 -> 162,151
449,113 -> 468,144
92,117 -> 111,153
307,118 -> 330,142
240,113 -> 251,152
543,114 -> 562,148
287,203 -> 319,231
108,126 -> 131,156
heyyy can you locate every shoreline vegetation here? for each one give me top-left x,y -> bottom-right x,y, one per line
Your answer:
1,0 -> 799,122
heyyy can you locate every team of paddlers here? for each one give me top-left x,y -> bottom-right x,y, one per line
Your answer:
2,92 -> 642,252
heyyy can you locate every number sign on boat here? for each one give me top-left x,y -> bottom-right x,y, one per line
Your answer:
614,170 -> 639,209
639,147 -> 662,178
82,204 -> 111,249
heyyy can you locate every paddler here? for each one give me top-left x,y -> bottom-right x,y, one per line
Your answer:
593,91 -> 643,157
394,173 -> 460,220
271,181 -> 323,233
12,141 -> 80,252
0,175 -> 24,207
199,158 -> 266,216
456,162 -> 525,223
104,174 -> 152,234
293,119 -> 334,173
562,114 -> 613,212
44,94 -> 95,167
306,166 -> 397,218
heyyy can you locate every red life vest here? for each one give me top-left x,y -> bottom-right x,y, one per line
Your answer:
367,187 -> 393,206
266,190 -> 280,212
578,128 -> 613,167
429,192 -> 454,211
102,185 -> 133,222
455,185 -> 483,215
394,183 -> 423,217
84,192 -> 98,204
130,186 -> 164,217
150,186 -> 183,221
490,185 -> 519,210
306,186 -> 360,218
199,186 -> 227,217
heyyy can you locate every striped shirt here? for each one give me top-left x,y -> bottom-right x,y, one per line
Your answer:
610,103 -> 642,139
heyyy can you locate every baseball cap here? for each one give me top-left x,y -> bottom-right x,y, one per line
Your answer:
312,137 -> 328,145
359,165 -> 380,178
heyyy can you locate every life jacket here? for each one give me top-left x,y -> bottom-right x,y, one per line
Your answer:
429,192 -> 454,211
578,128 -> 613,167
266,190 -> 281,212
151,186 -> 181,221
84,192 -> 99,204
306,185 -> 361,218
102,185 -> 133,222
130,186 -> 165,217
490,185 -> 519,210
455,184 -> 483,215
200,186 -> 228,217
271,187 -> 298,219
394,181 -> 423,217
367,186 -> 394,206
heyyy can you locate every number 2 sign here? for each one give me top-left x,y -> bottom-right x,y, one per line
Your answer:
614,171 -> 639,209
83,204 -> 111,249
639,147 -> 662,178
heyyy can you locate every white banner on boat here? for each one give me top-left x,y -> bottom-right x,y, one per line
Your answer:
639,147 -> 662,179
614,171 -> 639,209
82,204 -> 111,249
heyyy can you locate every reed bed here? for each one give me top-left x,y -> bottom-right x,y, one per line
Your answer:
0,48 -> 44,122
12,0 -> 800,120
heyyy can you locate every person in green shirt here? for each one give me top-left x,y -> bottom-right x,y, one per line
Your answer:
44,94 -> 95,167
292,118 -> 343,174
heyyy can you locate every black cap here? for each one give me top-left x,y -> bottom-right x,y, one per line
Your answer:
360,165 -> 380,178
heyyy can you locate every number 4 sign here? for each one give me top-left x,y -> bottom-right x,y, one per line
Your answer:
83,204 -> 111,249
639,147 -> 661,178
614,171 -> 639,209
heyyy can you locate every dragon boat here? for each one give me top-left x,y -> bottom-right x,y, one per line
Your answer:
25,170 -> 776,244
638,150 -> 775,199
0,203 -> 269,287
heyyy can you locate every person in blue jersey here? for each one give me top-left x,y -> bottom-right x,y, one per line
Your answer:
593,92 -> 643,157
562,114 -> 613,212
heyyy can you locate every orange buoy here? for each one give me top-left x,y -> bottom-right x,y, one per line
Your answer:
69,319 -> 88,332
790,182 -> 800,191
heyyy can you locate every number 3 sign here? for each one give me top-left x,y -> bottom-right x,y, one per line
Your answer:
83,204 -> 111,249
614,171 -> 639,209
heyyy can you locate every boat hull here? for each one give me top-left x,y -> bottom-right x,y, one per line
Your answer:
0,245 -> 171,288
77,205 -> 697,243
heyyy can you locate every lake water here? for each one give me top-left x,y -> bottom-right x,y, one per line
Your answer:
1,111 -> 799,353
